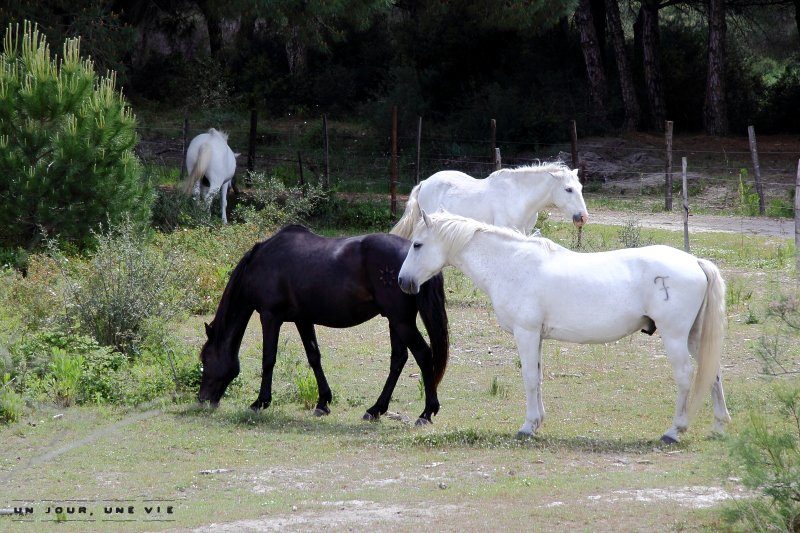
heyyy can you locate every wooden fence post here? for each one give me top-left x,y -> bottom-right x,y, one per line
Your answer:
494,148 -> 502,171
179,105 -> 189,182
247,109 -> 257,182
570,120 -> 579,170
298,150 -> 305,197
795,159 -> 800,278
415,117 -> 422,186
491,119 -> 497,169
682,157 -> 689,253
665,120 -> 673,211
748,125 -> 766,215
391,106 -> 397,217
322,114 -> 330,191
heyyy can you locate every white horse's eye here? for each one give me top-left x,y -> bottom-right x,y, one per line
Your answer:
413,242 -> 422,249
566,187 -> 573,193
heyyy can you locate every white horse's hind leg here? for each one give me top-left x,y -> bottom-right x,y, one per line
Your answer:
710,369 -> 731,434
513,328 -> 545,437
661,335 -> 693,444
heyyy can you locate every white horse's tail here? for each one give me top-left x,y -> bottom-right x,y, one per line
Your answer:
183,143 -> 213,194
391,184 -> 422,238
689,259 -> 727,418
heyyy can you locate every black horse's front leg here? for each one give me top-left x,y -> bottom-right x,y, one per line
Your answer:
296,322 -> 332,416
364,325 -> 409,421
394,322 -> 440,425
250,315 -> 282,412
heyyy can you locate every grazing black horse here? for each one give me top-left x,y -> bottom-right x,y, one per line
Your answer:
198,225 -> 450,424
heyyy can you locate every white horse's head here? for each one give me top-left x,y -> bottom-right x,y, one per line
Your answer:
398,210 -> 447,294
550,168 -> 588,228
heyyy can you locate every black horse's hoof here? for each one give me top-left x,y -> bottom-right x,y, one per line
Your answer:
660,434 -> 679,444
415,417 -> 432,426
249,399 -> 269,412
313,406 -> 331,417
363,412 -> 379,421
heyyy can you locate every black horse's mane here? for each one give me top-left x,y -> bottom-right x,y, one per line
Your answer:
211,240 -> 266,338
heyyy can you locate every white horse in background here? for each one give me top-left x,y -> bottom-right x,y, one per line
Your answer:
391,162 -> 589,239
182,128 -> 239,224
397,211 -> 730,444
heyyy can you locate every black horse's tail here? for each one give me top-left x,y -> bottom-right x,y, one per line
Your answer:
415,271 -> 449,387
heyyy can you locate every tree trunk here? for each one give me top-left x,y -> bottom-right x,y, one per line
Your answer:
590,0 -> 607,60
286,25 -> 308,77
575,0 -> 608,116
196,0 -> 224,55
639,0 -> 666,132
795,0 -> 800,46
606,0 -> 640,131
704,0 -> 727,135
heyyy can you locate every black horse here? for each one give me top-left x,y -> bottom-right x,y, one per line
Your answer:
197,225 -> 449,424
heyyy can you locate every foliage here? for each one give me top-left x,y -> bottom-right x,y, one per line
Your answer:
151,188 -> 216,233
48,218 -> 193,353
723,383 -> 800,533
488,375 -> 509,399
0,22 -> 150,251
0,374 -> 24,423
739,170 -> 762,217
47,348 -> 83,407
235,170 -> 327,231
0,2 -> 136,78
294,369 -> 319,409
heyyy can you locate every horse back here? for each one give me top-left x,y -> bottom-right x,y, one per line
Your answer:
246,228 -> 414,327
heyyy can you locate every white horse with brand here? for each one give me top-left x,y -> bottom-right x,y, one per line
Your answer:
398,211 -> 730,443
183,128 -> 239,224
391,162 -> 589,238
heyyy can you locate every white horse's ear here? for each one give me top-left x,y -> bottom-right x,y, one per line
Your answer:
421,210 -> 433,229
234,152 -> 242,158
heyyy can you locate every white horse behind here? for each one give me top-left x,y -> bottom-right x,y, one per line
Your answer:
398,211 -> 730,443
391,162 -> 589,238
182,128 -> 239,224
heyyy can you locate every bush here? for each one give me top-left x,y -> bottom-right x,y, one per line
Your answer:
0,22 -> 150,251
724,383 -> 800,532
49,218 -> 193,353
47,348 -> 83,407
0,374 -> 25,424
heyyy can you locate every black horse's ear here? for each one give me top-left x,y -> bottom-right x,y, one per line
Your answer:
205,322 -> 214,339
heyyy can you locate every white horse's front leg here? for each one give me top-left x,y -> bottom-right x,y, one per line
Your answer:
514,328 -> 545,438
220,181 -> 230,224
662,336 -> 693,444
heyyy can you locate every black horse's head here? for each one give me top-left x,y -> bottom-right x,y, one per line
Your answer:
197,321 -> 240,407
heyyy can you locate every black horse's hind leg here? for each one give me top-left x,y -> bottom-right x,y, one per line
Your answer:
250,315 -> 282,411
392,321 -> 440,425
364,325 -> 409,421
296,321 -> 333,416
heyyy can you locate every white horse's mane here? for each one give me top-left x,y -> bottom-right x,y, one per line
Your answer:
486,161 -> 571,181
207,128 -> 229,141
414,212 -> 558,258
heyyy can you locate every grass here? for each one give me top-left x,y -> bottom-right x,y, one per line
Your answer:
0,221 -> 796,531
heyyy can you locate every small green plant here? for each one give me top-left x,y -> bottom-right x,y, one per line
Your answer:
723,383 -> 800,532
47,348 -> 83,407
738,169 -> 762,217
418,377 -> 425,399
727,276 -> 754,308
488,375 -> 508,399
294,369 -> 318,409
745,307 -> 761,325
0,374 -> 24,423
618,217 -> 644,248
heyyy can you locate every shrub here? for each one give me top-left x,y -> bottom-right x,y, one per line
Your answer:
49,218 -> 193,353
0,22 -> 150,251
0,374 -> 25,423
47,348 -> 83,407
723,383 -> 800,532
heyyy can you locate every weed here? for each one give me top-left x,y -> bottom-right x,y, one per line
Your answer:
47,348 -> 83,407
488,375 -> 508,399
745,307 -> 761,325
738,170 -> 762,217
294,369 -> 318,409
0,374 -> 24,423
418,378 -> 425,399
727,276 -> 754,308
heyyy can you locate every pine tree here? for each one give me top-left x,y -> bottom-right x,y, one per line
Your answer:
0,22 -> 149,251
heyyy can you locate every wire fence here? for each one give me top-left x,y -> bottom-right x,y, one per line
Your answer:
134,114 -> 800,222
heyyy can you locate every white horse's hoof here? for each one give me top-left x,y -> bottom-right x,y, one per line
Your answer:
516,431 -> 535,439
660,434 -> 679,444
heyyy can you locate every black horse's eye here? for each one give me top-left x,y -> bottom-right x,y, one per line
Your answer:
413,242 -> 422,249
566,187 -> 573,193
